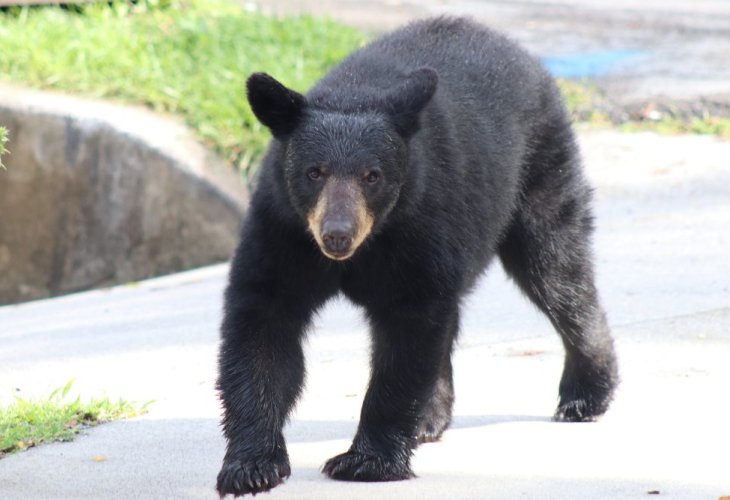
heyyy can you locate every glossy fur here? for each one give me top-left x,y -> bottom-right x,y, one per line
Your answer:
217,17 -> 618,497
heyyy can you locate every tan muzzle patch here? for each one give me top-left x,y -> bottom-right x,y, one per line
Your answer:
307,178 -> 374,260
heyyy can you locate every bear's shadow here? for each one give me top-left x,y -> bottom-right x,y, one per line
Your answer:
285,414 -> 550,444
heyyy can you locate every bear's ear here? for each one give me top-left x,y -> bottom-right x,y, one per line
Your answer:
247,73 -> 306,138
384,67 -> 438,138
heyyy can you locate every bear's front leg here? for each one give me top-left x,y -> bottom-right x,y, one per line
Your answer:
216,217 -> 337,497
216,288 -> 307,497
323,301 -> 459,482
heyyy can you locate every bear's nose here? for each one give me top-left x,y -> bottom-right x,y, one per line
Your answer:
321,220 -> 354,257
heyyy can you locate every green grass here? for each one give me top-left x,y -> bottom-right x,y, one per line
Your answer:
0,380 -> 149,458
0,3 -> 726,178
0,0 -> 365,174
0,126 -> 7,170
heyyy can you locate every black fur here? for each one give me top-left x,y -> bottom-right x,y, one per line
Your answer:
217,17 -> 618,497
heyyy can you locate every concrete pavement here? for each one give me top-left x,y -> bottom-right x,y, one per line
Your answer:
1,130 -> 729,499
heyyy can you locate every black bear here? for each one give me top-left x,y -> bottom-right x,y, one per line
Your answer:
217,16 -> 618,497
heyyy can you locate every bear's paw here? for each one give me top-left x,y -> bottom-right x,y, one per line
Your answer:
216,455 -> 290,497
322,450 -> 413,482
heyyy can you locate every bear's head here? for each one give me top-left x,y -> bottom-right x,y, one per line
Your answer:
246,69 -> 438,261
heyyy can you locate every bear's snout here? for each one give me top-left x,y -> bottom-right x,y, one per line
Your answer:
322,220 -> 355,257
307,178 -> 375,261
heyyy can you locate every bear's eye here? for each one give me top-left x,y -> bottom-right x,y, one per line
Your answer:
307,167 -> 323,181
364,170 -> 380,185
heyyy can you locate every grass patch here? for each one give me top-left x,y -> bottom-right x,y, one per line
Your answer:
0,0 -> 365,174
0,380 -> 149,458
620,115 -> 730,139
557,79 -> 612,125
558,79 -> 730,139
0,126 -> 7,170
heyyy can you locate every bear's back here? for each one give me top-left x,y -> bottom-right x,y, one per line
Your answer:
307,17 -> 554,122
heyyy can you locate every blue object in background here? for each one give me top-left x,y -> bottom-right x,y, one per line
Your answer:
543,49 -> 644,78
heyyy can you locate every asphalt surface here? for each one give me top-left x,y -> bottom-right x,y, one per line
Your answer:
1,131 -> 729,499
260,0 -> 730,116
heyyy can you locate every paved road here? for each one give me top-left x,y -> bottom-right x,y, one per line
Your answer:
260,0 -> 730,116
1,131 -> 728,499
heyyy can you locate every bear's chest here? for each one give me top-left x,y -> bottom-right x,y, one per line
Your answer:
338,234 -> 465,310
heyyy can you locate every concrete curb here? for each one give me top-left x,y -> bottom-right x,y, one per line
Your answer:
0,83 -> 249,304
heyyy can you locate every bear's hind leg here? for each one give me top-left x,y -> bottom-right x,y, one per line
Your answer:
416,329 -> 456,444
498,147 -> 618,422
